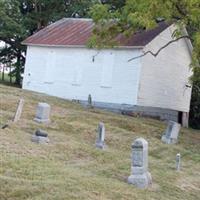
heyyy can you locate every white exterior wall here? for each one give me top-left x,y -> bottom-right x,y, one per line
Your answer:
138,25 -> 192,112
23,46 -> 142,105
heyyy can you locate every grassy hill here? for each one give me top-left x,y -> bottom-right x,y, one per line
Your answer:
0,84 -> 199,200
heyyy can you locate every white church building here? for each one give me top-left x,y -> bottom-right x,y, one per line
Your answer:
22,18 -> 193,125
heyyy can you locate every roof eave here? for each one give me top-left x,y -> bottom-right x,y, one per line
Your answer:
22,43 -> 144,49
181,27 -> 193,57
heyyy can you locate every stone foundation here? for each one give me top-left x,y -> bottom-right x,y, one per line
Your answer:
80,100 -> 179,123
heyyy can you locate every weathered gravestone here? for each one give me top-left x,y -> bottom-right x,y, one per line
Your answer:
1,98 -> 24,129
176,153 -> 181,171
34,103 -> 51,123
13,98 -> 25,123
161,121 -> 181,144
31,129 -> 49,144
88,94 -> 93,108
95,122 -> 105,149
128,138 -> 152,189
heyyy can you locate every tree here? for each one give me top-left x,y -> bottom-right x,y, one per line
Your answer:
90,0 -> 200,128
190,67 -> 200,129
0,0 -> 26,84
0,0 -> 99,84
90,0 -> 200,62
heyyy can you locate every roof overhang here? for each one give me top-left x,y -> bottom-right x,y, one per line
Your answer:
22,43 -> 144,50
181,27 -> 193,57
22,18 -> 170,48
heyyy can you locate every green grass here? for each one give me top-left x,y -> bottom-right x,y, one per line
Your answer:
0,72 -> 11,82
0,84 -> 200,200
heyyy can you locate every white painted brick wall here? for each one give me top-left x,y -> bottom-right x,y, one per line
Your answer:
23,46 -> 142,105
23,25 -> 192,113
138,25 -> 192,112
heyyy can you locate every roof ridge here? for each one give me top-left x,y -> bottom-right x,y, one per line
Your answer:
63,18 -> 93,21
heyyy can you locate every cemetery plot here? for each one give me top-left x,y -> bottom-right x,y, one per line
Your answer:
0,84 -> 199,200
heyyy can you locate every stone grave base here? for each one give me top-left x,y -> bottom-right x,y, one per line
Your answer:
34,118 -> 50,124
31,135 -> 50,144
128,172 -> 152,189
161,135 -> 177,144
95,141 -> 105,149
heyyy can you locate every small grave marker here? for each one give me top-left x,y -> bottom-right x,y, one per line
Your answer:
176,153 -> 181,171
95,122 -> 105,149
31,129 -> 49,144
128,138 -> 152,189
161,121 -> 181,144
34,103 -> 51,123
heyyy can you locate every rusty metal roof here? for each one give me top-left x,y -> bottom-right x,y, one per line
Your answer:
22,18 -> 170,48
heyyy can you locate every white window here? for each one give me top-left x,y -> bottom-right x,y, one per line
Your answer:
44,51 -> 56,83
72,65 -> 82,86
29,55 -> 46,83
101,52 -> 115,88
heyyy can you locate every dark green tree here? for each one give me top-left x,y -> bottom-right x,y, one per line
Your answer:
0,0 -> 99,84
0,0 -> 26,84
190,68 -> 200,129
90,0 -> 200,128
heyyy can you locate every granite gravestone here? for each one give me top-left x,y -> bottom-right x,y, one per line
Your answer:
128,138 -> 152,189
161,121 -> 181,144
95,122 -> 105,149
31,129 -> 49,144
88,94 -> 93,108
34,103 -> 51,123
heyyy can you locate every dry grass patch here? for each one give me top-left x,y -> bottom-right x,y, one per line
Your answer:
0,84 -> 200,200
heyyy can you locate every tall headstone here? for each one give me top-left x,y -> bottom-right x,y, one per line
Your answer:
34,103 -> 51,123
176,153 -> 181,171
2,98 -> 24,129
88,94 -> 93,108
13,98 -> 24,122
128,138 -> 152,189
95,122 -> 105,149
161,121 -> 181,144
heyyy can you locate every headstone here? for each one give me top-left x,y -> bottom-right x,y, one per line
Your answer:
13,98 -> 24,122
2,98 -> 25,129
95,122 -> 105,149
31,129 -> 49,144
1,124 -> 9,129
35,129 -> 48,137
128,138 -> 152,189
88,94 -> 93,108
176,153 -> 181,171
34,103 -> 51,123
161,121 -> 181,144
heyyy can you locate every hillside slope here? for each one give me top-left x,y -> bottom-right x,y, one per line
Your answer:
0,84 -> 199,200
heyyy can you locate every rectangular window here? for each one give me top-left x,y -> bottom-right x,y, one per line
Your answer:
44,51 -> 56,83
72,65 -> 82,86
101,52 -> 115,88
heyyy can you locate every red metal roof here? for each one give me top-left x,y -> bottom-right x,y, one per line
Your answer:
22,18 -> 170,47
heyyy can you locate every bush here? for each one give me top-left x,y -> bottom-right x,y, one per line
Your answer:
189,67 -> 200,129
